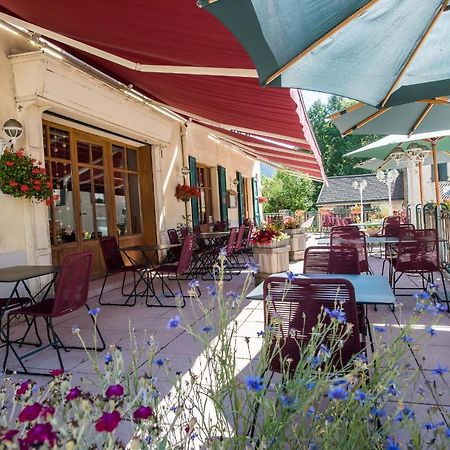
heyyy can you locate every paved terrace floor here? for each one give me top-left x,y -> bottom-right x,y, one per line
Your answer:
3,235 -> 450,443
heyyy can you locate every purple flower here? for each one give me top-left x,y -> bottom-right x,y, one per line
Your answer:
206,285 -> 217,297
324,307 -> 346,324
25,423 -> 58,447
201,325 -> 214,334
188,279 -> 199,289
387,383 -> 399,396
256,330 -> 265,337
16,380 -> 32,396
133,406 -> 153,422
423,421 -> 444,431
431,365 -> 449,376
385,437 -> 400,450
286,271 -> 295,282
104,353 -> 113,365
306,406 -> 315,417
354,389 -> 366,404
66,387 -> 81,401
370,407 -> 386,418
1,430 -> 18,442
49,369 -> 64,377
402,335 -> 414,344
154,358 -> 165,367
305,381 -> 316,391
355,353 -> 368,364
426,326 -> 437,336
245,262 -> 259,274
226,291 -> 239,301
374,325 -> 387,333
328,385 -> 348,401
88,307 -> 100,316
95,411 -> 121,432
280,395 -> 297,408
18,403 -> 42,422
105,384 -> 124,399
167,315 -> 181,329
245,375 -> 263,392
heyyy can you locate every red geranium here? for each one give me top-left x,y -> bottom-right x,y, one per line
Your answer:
175,184 -> 201,202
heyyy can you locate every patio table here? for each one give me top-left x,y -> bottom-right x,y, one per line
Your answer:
0,265 -> 60,348
120,244 -> 181,307
193,231 -> 230,279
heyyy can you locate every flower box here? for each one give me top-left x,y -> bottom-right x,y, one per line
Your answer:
252,237 -> 289,248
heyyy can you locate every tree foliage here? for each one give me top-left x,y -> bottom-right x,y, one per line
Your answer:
262,171 -> 316,213
308,95 -> 381,177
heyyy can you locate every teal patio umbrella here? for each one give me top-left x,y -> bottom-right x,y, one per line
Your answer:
200,0 -> 450,108
345,131 -> 450,203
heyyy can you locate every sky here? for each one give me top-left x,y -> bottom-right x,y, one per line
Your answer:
302,89 -> 331,109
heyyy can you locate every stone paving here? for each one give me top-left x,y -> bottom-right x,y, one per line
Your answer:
3,235 -> 450,443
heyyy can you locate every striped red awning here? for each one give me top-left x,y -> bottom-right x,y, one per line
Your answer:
0,0 -> 325,180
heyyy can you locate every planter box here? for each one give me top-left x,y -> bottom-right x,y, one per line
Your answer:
287,232 -> 306,261
284,228 -> 304,236
253,244 -> 290,284
252,238 -> 289,249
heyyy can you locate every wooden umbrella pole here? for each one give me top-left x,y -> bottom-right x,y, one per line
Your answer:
431,140 -> 441,204
418,160 -> 424,205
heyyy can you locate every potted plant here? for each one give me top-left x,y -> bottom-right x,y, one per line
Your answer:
251,223 -> 288,248
175,184 -> 201,202
282,216 -> 307,261
0,149 -> 58,205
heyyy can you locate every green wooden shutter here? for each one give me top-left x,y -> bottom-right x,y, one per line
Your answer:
188,156 -> 199,227
251,177 -> 261,225
431,163 -> 448,182
217,165 -> 228,223
236,171 -> 244,225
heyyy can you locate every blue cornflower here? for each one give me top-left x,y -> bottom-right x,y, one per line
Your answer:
104,353 -> 113,365
154,358 -> 165,367
431,365 -> 449,376
326,415 -> 334,423
201,325 -> 214,334
306,406 -> 315,417
332,378 -> 348,386
280,394 -> 297,408
226,291 -> 239,301
394,406 -> 415,423
169,406 -> 177,412
445,427 -> 450,438
385,437 -> 400,450
245,262 -> 259,274
402,335 -> 414,344
423,422 -> 441,431
354,389 -> 366,404
167,315 -> 181,329
305,381 -> 316,391
256,330 -> 265,337
414,302 -> 426,313
426,326 -> 437,336
370,407 -> 386,418
319,344 -> 330,357
88,307 -> 100,316
206,285 -> 217,297
324,307 -> 347,324
417,290 -> 430,299
308,355 -> 321,368
387,383 -> 399,396
188,279 -> 199,289
328,385 -> 348,401
245,375 -> 263,392
286,271 -> 295,282
355,353 -> 368,364
374,325 -> 387,333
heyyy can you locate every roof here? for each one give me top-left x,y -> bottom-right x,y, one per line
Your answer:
0,1 -> 325,180
317,174 -> 404,206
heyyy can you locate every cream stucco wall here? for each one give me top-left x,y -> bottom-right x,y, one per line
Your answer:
0,30 -> 261,295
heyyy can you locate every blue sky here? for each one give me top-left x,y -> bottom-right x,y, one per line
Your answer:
302,90 -> 331,109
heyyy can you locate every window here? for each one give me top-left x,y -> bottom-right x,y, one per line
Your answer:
430,163 -> 449,182
196,166 -> 213,224
43,122 -> 143,245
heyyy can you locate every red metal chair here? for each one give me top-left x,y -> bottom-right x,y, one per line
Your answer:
263,277 -> 363,374
392,229 -> 448,309
331,225 -> 359,234
164,228 -> 182,263
331,230 -> 370,273
242,222 -> 254,261
154,234 -> 197,306
98,236 -> 141,307
3,252 -> 105,375
303,245 -> 360,275
381,223 -> 415,277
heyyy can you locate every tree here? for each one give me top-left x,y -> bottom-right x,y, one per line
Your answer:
308,96 -> 380,177
262,171 -> 316,213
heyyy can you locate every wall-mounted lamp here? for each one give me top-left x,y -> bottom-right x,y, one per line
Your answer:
0,119 -> 23,153
181,166 -> 190,177
232,178 -> 239,186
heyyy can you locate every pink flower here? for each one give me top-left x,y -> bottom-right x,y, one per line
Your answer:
18,403 -> 42,422
133,406 -> 153,422
9,181 -> 18,187
5,161 -> 14,167
1,429 -> 18,442
65,387 -> 81,401
15,380 -> 32,396
105,384 -> 124,399
16,150 -> 25,158
25,423 -> 58,447
49,369 -> 64,377
20,185 -> 29,192
40,406 -> 55,418
95,411 -> 121,432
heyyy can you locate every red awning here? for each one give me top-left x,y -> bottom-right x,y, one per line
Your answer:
0,0 -> 325,180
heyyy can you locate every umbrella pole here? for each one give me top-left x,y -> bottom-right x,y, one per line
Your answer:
418,161 -> 424,205
431,140 -> 441,205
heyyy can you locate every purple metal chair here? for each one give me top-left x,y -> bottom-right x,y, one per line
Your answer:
164,228 -> 182,263
99,236 -> 141,307
263,277 -> 363,374
331,230 -> 370,273
154,234 -> 198,306
3,252 -> 105,375
393,229 -> 448,309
